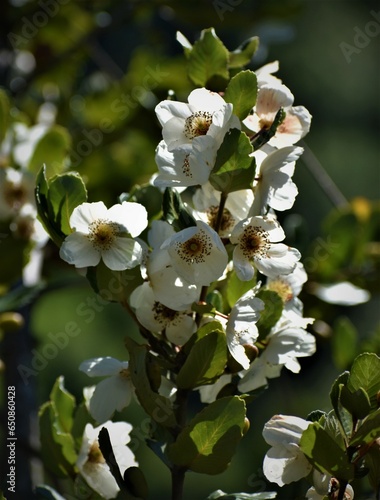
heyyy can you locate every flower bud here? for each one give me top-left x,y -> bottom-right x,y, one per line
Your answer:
0,312 -> 24,332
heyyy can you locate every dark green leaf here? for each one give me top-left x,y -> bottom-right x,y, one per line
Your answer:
340,385 -> 371,420
224,71 -> 257,120
125,338 -> 177,428
349,409 -> 380,447
330,371 -> 350,417
176,330 -> 227,389
251,108 -> 286,150
228,37 -> 260,69
162,188 -> 196,231
300,422 -> 355,481
35,485 -> 67,499
188,28 -> 229,87
0,283 -> 44,313
123,466 -> 149,499
98,427 -> 125,491
167,396 -> 246,474
48,172 -> 87,236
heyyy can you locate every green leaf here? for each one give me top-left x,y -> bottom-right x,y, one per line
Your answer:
35,166 -> 65,246
0,283 -> 44,312
167,396 -> 246,474
330,371 -> 350,417
300,422 -> 355,481
228,37 -> 260,69
349,409 -> 380,447
256,290 -> 283,340
348,353 -> 380,411
28,125 -> 71,177
224,71 -> 257,120
206,290 -> 224,313
162,187 -> 196,231
340,385 -> 371,420
225,269 -> 256,308
48,172 -> 88,235
210,130 -> 255,194
50,376 -> 75,433
86,260 -> 143,303
332,317 -> 358,370
176,329 -> 227,389
0,89 -> 10,145
123,466 -> 149,499
251,108 -> 286,150
38,402 -> 76,478
125,338 -> 177,428
188,28 -> 229,87
365,440 -> 380,495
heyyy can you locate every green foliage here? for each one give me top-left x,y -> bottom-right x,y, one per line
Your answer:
38,377 -> 77,478
35,166 -> 87,246
28,126 -> 71,178
163,187 -> 196,231
125,337 -> 177,428
228,36 -> 260,69
331,317 -> 358,370
224,71 -> 257,120
210,129 -> 256,193
0,89 -> 10,145
167,396 -> 246,474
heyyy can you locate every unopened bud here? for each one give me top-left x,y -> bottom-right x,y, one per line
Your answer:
243,417 -> 250,435
243,344 -> 259,362
0,312 -> 24,332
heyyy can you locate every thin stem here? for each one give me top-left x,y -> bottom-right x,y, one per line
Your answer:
299,140 -> 349,210
214,191 -> 228,235
336,479 -> 348,500
171,465 -> 186,500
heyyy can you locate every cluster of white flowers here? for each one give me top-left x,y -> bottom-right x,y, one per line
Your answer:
262,415 -> 355,499
0,123 -> 50,285
60,61 -> 319,497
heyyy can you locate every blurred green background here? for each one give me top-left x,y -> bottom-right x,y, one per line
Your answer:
0,0 -> 379,498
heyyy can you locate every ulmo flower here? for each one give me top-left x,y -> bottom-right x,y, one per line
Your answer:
79,357 -> 134,423
262,414 -> 312,486
230,215 -> 301,280
59,201 -> 148,271
155,87 -> 240,152
76,420 -> 137,499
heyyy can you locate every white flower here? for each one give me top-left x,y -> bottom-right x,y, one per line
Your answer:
79,357 -> 133,423
249,146 -> 303,215
59,201 -> 148,271
147,221 -> 201,311
262,414 -> 312,487
155,87 -> 240,152
243,82 -> 311,148
154,137 -> 217,188
230,215 -> 301,280
0,167 -> 36,219
306,471 -> 355,500
311,281 -> 370,306
226,289 -> 264,369
255,60 -> 281,86
192,182 -> 254,237
77,420 -> 137,499
161,220 -> 228,286
238,321 -> 316,392
130,282 -> 196,345
266,262 -> 314,328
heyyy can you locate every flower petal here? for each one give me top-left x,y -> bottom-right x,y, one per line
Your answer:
70,202 -> 108,233
107,202 -> 148,237
89,376 -> 132,423
60,232 -> 101,268
79,357 -> 125,377
102,238 -> 142,271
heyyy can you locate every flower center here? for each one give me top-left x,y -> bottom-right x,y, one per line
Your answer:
182,154 -> 192,177
184,111 -> 213,139
88,219 -> 120,250
4,182 -> 27,211
175,229 -> 212,264
152,302 -> 179,327
119,368 -> 130,379
239,226 -> 270,260
266,279 -> 293,303
87,441 -> 105,464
